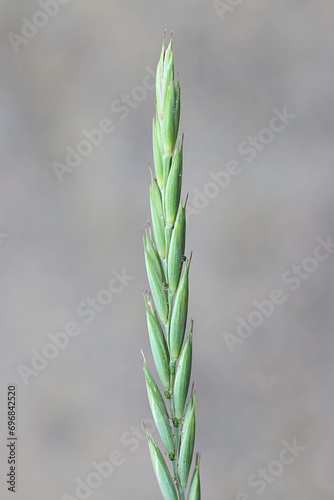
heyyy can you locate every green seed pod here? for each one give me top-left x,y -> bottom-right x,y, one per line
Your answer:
162,83 -> 175,155
153,118 -> 164,188
188,453 -> 201,500
142,358 -> 175,460
169,256 -> 191,359
144,226 -> 165,285
167,199 -> 186,293
162,153 -> 172,192
145,249 -> 168,324
165,137 -> 183,227
178,390 -> 196,489
161,67 -> 173,121
173,77 -> 180,145
174,322 -> 193,421
144,423 -> 178,500
156,39 -> 165,121
164,39 -> 174,80
161,42 -> 174,117
149,170 -> 165,259
143,292 -> 170,390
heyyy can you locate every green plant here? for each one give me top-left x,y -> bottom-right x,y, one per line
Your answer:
142,34 -> 201,500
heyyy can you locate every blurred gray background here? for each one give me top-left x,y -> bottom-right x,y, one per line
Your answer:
1,0 -> 334,499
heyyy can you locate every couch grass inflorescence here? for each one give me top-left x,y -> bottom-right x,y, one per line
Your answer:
141,34 -> 201,500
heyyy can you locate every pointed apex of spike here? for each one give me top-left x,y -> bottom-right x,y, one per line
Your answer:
165,36 -> 173,63
141,350 -> 146,366
147,221 -> 153,239
183,251 -> 192,271
188,323 -> 194,342
148,162 -> 154,176
143,420 -> 150,434
177,133 -> 184,152
161,32 -> 166,56
149,165 -> 156,183
142,289 -> 148,306
143,290 -> 154,313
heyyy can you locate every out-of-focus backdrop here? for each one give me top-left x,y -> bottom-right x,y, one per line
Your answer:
1,1 -> 334,499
